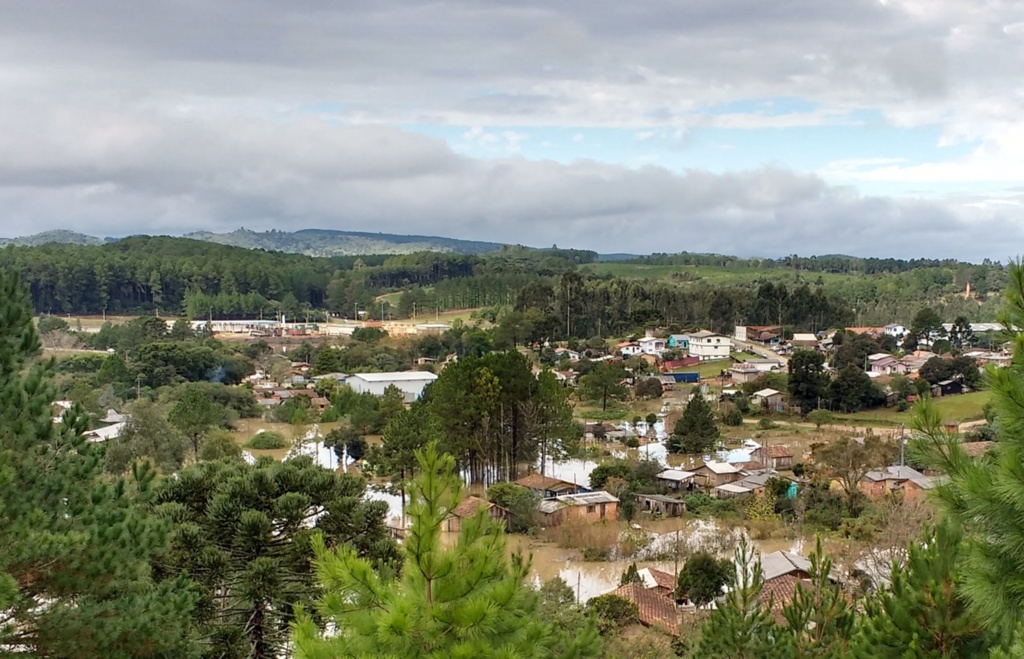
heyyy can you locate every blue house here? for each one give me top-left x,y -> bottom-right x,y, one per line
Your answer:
667,334 -> 690,349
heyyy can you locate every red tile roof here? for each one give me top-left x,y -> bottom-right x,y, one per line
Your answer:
645,568 -> 677,591
450,496 -> 493,519
610,582 -> 680,635
515,473 -> 575,491
765,445 -> 793,458
760,574 -> 804,622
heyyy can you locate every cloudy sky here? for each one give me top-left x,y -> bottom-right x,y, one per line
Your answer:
3,0 -> 1024,259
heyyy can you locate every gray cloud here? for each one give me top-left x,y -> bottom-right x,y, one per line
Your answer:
0,105 -> 1016,260
1,1 -> 1023,258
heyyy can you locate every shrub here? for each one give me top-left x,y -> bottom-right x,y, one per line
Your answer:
245,430 -> 288,450
623,436 -> 640,449
722,407 -> 744,426
587,594 -> 638,634
757,417 -> 776,430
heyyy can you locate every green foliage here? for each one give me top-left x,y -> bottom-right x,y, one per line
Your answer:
634,377 -> 664,399
104,398 -> 190,474
694,538 -> 778,658
723,406 -> 744,426
578,361 -> 628,411
677,552 -> 733,606
36,313 -> 70,335
0,272 -> 199,656
486,482 -> 540,533
668,391 -> 720,454
589,461 -> 632,490
807,408 -> 835,429
779,537 -> 855,658
828,365 -> 885,412
351,326 -> 388,343
158,455 -> 399,659
619,562 -> 642,586
169,386 -> 225,455
788,349 -> 829,414
586,594 -> 639,635
198,429 -> 244,461
811,435 -> 895,516
292,443 -> 600,658
854,523 -> 990,658
245,430 -> 289,450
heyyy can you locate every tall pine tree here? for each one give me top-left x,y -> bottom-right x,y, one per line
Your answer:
853,523 -> 991,658
0,272 -> 198,657
292,442 -> 601,659
668,390 -> 720,454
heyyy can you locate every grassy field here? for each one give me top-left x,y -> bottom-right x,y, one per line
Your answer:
835,391 -> 992,427
579,262 -> 859,285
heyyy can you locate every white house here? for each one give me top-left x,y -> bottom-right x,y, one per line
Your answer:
884,324 -> 908,338
617,342 -> 643,357
347,371 -> 439,403
687,330 -> 732,361
637,336 -> 666,355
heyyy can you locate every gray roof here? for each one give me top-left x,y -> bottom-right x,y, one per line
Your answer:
657,469 -> 697,482
538,500 -> 567,514
863,466 -> 925,482
635,493 -> 684,504
556,491 -> 619,506
761,551 -> 813,582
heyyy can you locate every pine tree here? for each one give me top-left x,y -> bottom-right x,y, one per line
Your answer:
779,537 -> 854,658
155,455 -> 399,659
619,562 -> 642,586
668,390 -> 720,454
292,442 -> 602,659
0,272 -> 199,656
853,523 -> 990,658
911,260 -> 1024,631
694,538 -> 778,658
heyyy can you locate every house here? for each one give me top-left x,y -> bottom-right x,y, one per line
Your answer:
554,347 -> 581,362
869,355 -> 906,375
751,388 -> 785,412
735,325 -> 783,345
637,567 -> 679,599
85,422 -> 126,443
637,336 -> 667,355
692,461 -> 742,488
443,496 -> 511,532
537,491 -> 619,525
310,372 -> 348,384
656,469 -> 698,492
884,324 -> 908,338
346,371 -> 439,402
860,465 -> 927,500
636,493 -> 686,517
714,471 -> 780,499
616,341 -> 642,357
667,334 -> 690,350
761,550 -> 814,582
607,582 -> 681,635
790,333 -> 820,348
687,331 -> 732,361
515,473 -> 585,498
730,362 -> 762,384
100,408 -> 128,425
902,474 -> 949,501
311,397 -> 331,413
761,444 -> 794,469
932,379 -> 964,397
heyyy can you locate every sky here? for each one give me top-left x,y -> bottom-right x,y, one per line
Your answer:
2,1 -> 1024,259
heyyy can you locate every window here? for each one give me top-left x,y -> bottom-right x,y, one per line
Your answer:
586,505 -> 596,514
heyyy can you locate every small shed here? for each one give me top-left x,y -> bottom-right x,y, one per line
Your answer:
515,473 -> 585,498
932,379 -> 964,397
656,469 -> 697,492
636,493 -> 686,517
443,496 -> 511,532
752,388 -> 785,412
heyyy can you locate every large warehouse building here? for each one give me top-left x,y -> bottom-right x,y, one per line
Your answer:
346,371 -> 439,403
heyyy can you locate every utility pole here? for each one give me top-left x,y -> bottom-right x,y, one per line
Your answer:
899,424 -> 906,466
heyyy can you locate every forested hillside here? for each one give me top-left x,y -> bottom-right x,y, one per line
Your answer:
3,237 -> 1008,332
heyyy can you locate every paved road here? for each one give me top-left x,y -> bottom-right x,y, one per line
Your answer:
733,338 -> 789,365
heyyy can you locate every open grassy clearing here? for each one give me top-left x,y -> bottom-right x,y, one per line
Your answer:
832,390 -> 992,427
579,262 -> 860,285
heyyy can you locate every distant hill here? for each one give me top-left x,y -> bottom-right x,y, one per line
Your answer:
183,228 -> 507,256
0,230 -> 105,247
